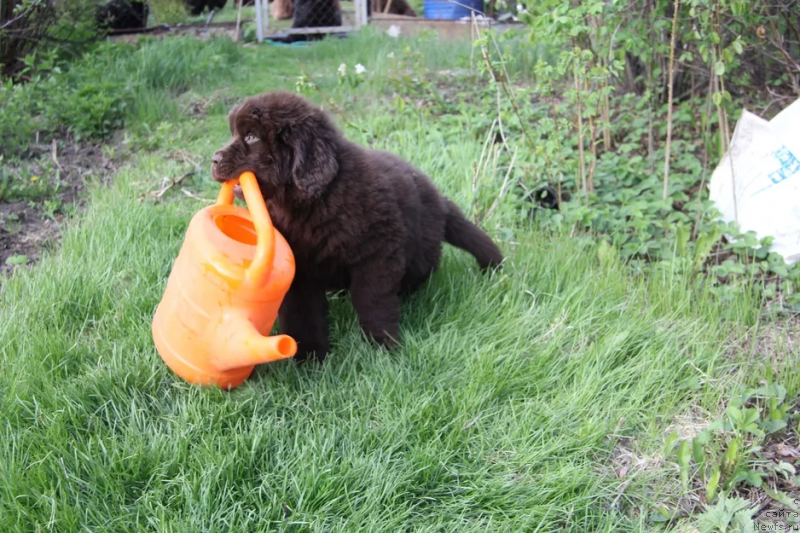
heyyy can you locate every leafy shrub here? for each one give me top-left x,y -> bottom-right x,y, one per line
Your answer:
386,39 -> 800,315
1,0 -> 99,78
148,0 -> 190,25
0,35 -> 244,155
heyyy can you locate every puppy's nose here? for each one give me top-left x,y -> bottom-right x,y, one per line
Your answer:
211,152 -> 222,166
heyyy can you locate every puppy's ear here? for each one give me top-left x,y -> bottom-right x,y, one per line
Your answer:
283,115 -> 339,200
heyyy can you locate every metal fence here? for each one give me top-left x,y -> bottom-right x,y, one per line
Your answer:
253,0 -> 368,41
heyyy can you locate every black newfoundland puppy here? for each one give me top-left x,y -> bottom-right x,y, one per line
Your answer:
211,91 -> 503,362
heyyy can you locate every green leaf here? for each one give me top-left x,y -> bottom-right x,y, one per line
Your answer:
676,224 -> 689,257
743,408 -> 759,426
708,418 -> 725,432
597,240 -> 619,268
762,420 -> 786,434
692,438 -> 705,466
730,469 -> 751,487
5,254 -> 28,266
697,495 -> 753,531
649,507 -> 670,523
722,438 -> 740,475
706,467 -> 720,502
714,60 -> 726,76
681,376 -> 702,391
678,440 -> 691,491
694,228 -> 721,272
774,461 -> 796,480
712,92 -> 723,107
664,430 -> 680,456
726,405 -> 743,426
746,470 -> 763,488
765,487 -> 800,512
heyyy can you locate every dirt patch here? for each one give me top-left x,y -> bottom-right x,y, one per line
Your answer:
726,319 -> 800,368
1,140 -> 120,277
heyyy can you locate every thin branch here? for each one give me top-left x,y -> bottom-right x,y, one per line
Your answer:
662,0 -> 680,201
483,147 -> 518,222
758,0 -> 800,77
51,139 -> 62,171
693,66 -> 716,240
472,119 -> 496,221
587,108 -> 597,193
495,86 -> 512,154
181,189 -> 214,202
0,6 -> 34,30
206,8 -> 217,28
148,171 -> 194,200
574,68 -> 587,200
476,27 -> 535,151
234,0 -> 243,41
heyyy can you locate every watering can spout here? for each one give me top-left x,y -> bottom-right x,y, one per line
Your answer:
211,313 -> 297,372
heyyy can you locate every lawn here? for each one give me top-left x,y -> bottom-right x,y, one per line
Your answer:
1,27 -> 798,532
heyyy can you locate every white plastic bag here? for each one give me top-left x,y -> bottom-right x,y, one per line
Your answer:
708,98 -> 800,265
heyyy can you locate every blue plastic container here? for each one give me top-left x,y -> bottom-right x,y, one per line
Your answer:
423,0 -> 483,20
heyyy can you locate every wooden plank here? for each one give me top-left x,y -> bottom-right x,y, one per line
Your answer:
266,25 -> 356,36
367,13 -> 521,41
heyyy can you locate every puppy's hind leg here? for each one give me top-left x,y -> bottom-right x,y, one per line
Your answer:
348,254 -> 403,349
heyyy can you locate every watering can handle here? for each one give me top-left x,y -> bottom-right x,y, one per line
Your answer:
215,172 -> 275,287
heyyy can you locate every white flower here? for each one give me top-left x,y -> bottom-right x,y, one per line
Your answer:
354,63 -> 366,75
387,24 -> 401,38
337,63 -> 347,76
387,52 -> 395,59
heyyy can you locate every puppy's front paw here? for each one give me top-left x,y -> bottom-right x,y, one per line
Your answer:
292,341 -> 329,365
363,328 -> 400,351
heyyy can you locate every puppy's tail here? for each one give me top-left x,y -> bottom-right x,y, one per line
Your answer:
444,199 -> 503,270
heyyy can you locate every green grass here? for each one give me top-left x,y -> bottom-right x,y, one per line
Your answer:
0,29 -> 797,531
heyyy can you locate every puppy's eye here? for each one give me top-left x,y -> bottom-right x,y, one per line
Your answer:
244,133 -> 258,144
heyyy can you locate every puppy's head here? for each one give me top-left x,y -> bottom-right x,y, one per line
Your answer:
211,91 -> 340,203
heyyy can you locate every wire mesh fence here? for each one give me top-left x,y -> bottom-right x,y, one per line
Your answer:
256,0 -> 367,40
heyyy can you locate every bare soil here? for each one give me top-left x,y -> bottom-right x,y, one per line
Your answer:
0,141 -> 120,277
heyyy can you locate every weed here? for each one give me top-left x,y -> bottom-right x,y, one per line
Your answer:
655,383 -> 798,529
0,37 -> 244,157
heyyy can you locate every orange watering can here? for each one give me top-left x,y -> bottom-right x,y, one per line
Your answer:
151,171 -> 297,389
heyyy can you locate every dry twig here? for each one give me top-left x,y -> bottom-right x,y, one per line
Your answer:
148,171 -> 194,200
181,189 -> 214,203
662,0 -> 680,200
234,0 -> 244,41
463,412 -> 483,430
50,139 -> 63,171
483,148 -> 518,223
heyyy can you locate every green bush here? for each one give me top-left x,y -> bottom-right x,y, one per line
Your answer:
148,0 -> 190,25
1,0 -> 100,78
0,36 -> 244,155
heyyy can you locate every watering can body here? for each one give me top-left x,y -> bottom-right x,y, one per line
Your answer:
152,172 -> 297,389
